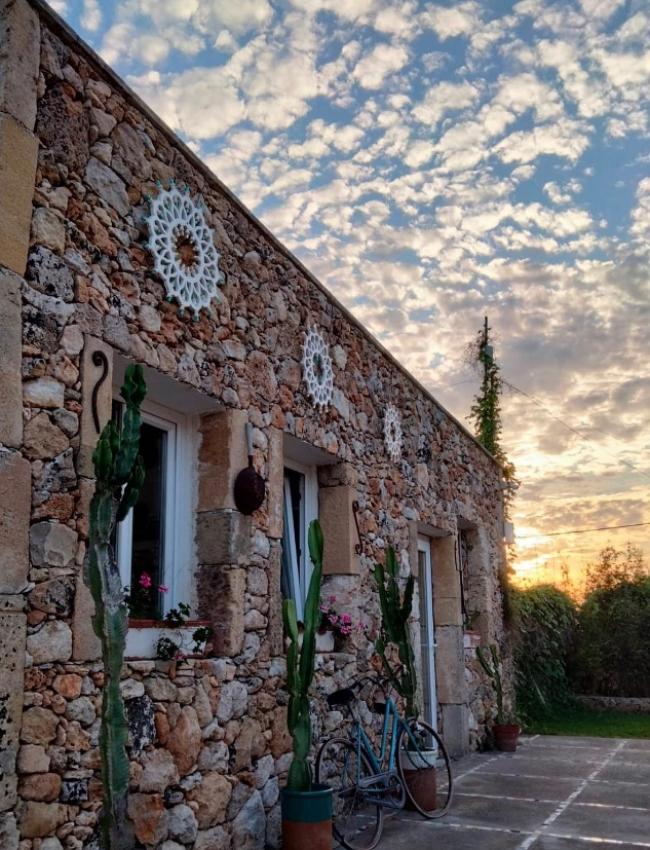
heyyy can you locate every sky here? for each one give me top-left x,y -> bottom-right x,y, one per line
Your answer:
53,0 -> 650,592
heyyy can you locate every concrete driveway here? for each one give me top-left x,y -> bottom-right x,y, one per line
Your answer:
381,734 -> 650,849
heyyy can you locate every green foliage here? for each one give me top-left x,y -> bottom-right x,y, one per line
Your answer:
477,644 -> 507,724
85,364 -> 146,850
584,544 -> 649,595
283,520 -> 325,792
574,575 -> 650,698
525,706 -> 650,739
511,585 -> 577,723
373,547 -> 418,718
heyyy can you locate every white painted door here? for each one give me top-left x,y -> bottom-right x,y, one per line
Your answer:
417,536 -> 438,730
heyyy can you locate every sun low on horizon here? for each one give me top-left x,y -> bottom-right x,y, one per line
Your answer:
54,0 -> 650,589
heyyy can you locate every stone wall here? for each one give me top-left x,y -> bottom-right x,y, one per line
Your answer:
2,1 -> 510,848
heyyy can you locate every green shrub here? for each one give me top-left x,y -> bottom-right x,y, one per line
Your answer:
511,585 -> 577,723
573,577 -> 650,698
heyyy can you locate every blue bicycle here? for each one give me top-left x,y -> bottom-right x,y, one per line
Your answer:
315,679 -> 453,849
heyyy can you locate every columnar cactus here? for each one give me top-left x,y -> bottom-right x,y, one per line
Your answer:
373,547 -> 419,718
85,364 -> 146,850
282,520 -> 324,792
477,644 -> 505,724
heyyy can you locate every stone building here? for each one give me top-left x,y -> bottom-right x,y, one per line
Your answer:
0,1 -> 510,847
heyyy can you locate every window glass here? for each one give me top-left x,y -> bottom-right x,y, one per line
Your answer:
281,468 -> 305,621
129,422 -> 167,619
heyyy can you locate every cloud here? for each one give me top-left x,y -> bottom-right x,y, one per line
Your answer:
80,0 -> 102,31
422,2 -> 481,40
351,42 -> 410,89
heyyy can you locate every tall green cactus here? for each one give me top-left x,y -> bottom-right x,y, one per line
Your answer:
282,520 -> 324,792
373,547 -> 419,718
85,364 -> 146,850
476,644 -> 505,724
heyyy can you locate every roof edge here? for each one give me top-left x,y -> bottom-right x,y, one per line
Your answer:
29,0 -> 502,470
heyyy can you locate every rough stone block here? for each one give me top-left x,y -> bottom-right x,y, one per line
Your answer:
197,409 -> 248,512
0,113 -> 38,275
72,578 -> 101,662
79,336 -> 113,478
441,703 -> 469,758
431,534 -> 461,599
0,269 -> 23,446
196,509 -> 250,566
196,567 -> 245,657
319,484 -> 359,575
435,625 -> 466,704
0,0 -> 40,130
0,450 -> 30,593
0,612 -> 26,812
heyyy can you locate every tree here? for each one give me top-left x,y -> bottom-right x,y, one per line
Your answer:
584,543 -> 649,595
468,317 -> 517,509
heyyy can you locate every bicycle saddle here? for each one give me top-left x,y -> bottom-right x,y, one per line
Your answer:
327,688 -> 355,708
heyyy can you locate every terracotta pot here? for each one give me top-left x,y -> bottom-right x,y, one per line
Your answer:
281,784 -> 332,850
493,723 -> 520,752
403,764 -> 437,811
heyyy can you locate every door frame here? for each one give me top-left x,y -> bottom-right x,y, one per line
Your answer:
417,535 -> 438,731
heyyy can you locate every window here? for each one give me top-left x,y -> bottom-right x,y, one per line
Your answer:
457,528 -> 471,626
281,460 -> 318,622
113,398 -> 195,620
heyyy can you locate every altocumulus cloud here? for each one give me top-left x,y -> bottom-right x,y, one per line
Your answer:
60,0 -> 650,585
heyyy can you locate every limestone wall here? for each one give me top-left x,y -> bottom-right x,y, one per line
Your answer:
1,1 -> 509,848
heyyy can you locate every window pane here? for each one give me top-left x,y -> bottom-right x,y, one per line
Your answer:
281,469 -> 305,620
129,422 -> 166,619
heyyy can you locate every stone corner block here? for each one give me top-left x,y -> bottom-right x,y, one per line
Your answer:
79,336 -> 113,478
0,450 -> 30,593
198,408 -> 249,512
196,509 -> 251,566
0,113 -> 38,275
0,0 -> 40,131
72,579 -> 101,662
196,567 -> 245,658
319,484 -> 359,576
0,268 -> 23,448
0,611 -> 27,813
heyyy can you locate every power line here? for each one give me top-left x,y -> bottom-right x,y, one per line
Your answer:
517,521 -> 650,540
501,378 -> 650,486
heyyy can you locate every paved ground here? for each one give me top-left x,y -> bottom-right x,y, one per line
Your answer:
381,734 -> 650,849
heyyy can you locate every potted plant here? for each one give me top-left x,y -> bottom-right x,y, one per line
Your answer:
281,520 -> 333,850
477,644 -> 520,751
319,595 -> 364,652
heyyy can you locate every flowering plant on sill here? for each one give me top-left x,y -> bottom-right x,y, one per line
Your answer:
319,595 -> 365,647
125,572 -> 214,660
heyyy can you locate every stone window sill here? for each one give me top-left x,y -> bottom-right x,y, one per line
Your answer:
125,619 -> 212,660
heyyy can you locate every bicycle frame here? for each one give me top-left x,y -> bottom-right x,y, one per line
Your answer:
354,696 -> 400,777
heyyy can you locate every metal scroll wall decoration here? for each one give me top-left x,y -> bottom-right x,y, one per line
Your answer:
302,326 -> 334,407
384,404 -> 403,462
146,182 -> 223,316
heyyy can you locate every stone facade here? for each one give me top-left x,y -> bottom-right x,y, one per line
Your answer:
0,2 -> 511,848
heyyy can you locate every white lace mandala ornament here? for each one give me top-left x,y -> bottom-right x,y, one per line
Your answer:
146,182 -> 223,317
384,404 -> 403,462
302,326 -> 334,407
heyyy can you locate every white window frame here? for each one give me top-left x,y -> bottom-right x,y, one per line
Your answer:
282,458 -> 318,622
418,536 -> 438,731
115,397 -> 195,616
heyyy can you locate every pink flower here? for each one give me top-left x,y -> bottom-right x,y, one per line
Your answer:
327,614 -> 338,626
319,604 -> 329,613
138,572 -> 152,589
158,585 -> 169,593
341,613 -> 352,625
328,595 -> 337,604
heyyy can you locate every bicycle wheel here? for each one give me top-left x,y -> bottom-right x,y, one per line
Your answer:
315,736 -> 384,850
396,719 -> 453,818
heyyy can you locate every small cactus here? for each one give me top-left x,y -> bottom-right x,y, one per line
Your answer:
477,644 -> 505,724
85,364 -> 146,850
282,520 -> 325,792
373,547 -> 419,719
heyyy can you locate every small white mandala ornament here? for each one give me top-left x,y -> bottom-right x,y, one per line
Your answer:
302,326 -> 334,407
384,404 -> 403,462
146,182 -> 223,316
